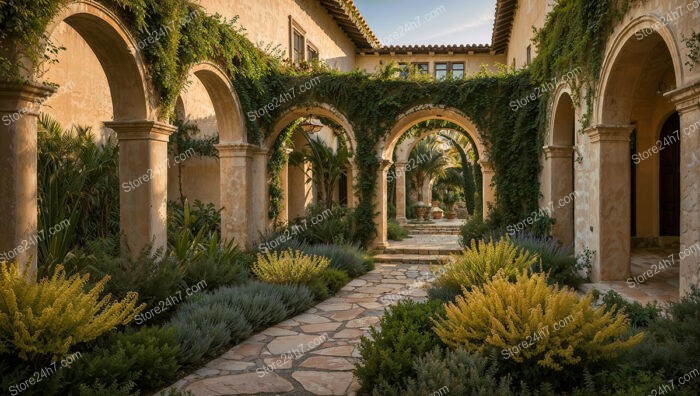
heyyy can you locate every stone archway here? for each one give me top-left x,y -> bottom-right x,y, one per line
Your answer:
176,62 -> 252,246
265,104 -> 358,227
544,89 -> 576,247
0,0 -> 166,271
392,128 -> 477,224
374,105 -> 490,248
590,15 -> 683,284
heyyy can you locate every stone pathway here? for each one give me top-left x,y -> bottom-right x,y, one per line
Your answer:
169,263 -> 433,395
581,247 -> 680,304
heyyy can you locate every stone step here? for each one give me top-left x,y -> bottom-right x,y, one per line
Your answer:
373,253 -> 452,265
375,247 -> 462,255
407,230 -> 460,235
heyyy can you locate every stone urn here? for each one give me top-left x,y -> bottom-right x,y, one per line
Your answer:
414,201 -> 427,221
432,207 -> 444,219
445,210 -> 457,220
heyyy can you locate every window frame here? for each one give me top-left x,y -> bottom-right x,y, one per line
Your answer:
289,17 -> 306,65
306,41 -> 319,62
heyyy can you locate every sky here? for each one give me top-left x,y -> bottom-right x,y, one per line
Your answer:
353,0 -> 497,46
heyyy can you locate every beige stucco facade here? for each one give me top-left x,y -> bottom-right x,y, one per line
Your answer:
505,0 -> 550,69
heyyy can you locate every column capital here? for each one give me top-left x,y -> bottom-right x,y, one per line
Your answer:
584,124 -> 633,143
0,81 -> 56,116
478,159 -> 494,173
378,158 -> 393,171
215,142 -> 256,158
665,80 -> 700,115
543,145 -> 574,159
105,120 -> 175,142
0,81 -> 56,102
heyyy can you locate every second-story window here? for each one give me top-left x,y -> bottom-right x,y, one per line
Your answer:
452,63 -> 464,79
435,63 -> 448,80
307,44 -> 319,62
398,63 -> 409,79
293,30 -> 304,64
416,63 -> 429,75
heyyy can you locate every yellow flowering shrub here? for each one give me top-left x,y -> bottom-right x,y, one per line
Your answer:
433,238 -> 538,291
433,271 -> 643,371
0,262 -> 144,361
253,249 -> 329,284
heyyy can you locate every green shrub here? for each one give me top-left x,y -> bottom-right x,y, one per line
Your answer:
292,203 -> 356,245
205,286 -> 289,331
459,216 -> 490,247
434,238 -> 537,292
181,238 -> 252,289
387,220 -> 409,241
427,284 -> 460,302
355,300 -> 446,392
305,276 -> 330,300
509,232 -> 584,287
81,236 -> 185,308
320,267 -> 349,294
167,199 -> 222,241
620,288 -> 700,387
167,302 -> 253,364
253,249 -> 329,284
594,290 -> 662,328
67,326 -> 179,391
301,244 -> 369,277
78,381 -> 135,396
373,349 -> 513,396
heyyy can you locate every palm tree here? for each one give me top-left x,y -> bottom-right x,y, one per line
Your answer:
408,137 -> 447,202
289,133 -> 350,210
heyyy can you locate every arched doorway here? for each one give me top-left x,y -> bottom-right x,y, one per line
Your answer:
659,112 -> 680,237
266,104 -> 357,229
545,91 -> 576,247
376,105 -> 490,248
3,0 -> 165,265
594,16 -> 682,291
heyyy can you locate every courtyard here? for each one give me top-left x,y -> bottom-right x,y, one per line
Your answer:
1,0 -> 700,395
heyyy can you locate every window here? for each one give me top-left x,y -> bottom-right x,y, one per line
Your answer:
415,63 -> 429,75
289,17 -> 306,65
435,63 -> 448,80
526,45 -> 532,65
398,63 -> 409,79
451,63 -> 464,79
307,44 -> 319,62
293,30 -> 304,64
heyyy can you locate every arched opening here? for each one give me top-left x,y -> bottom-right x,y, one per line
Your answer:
375,105 -> 489,248
391,125 -> 481,225
267,105 -> 357,228
546,92 -> 576,247
659,112 -> 680,237
36,0 -> 166,258
595,19 -> 681,299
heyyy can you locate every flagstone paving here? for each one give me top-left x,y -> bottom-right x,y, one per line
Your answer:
169,262 -> 434,395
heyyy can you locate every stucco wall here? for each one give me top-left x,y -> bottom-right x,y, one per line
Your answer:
194,0 -> 358,71
506,0 -> 550,69
42,21 -> 114,142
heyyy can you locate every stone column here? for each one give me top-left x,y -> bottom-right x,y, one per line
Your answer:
373,159 -> 393,250
217,142 -> 253,247
251,148 -> 270,238
586,125 -> 634,281
346,161 -> 358,208
0,82 -> 55,275
288,159 -> 312,219
666,83 -> 700,295
106,121 -> 175,256
394,161 -> 407,224
479,160 -> 496,219
543,145 -> 575,246
278,148 -> 292,225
